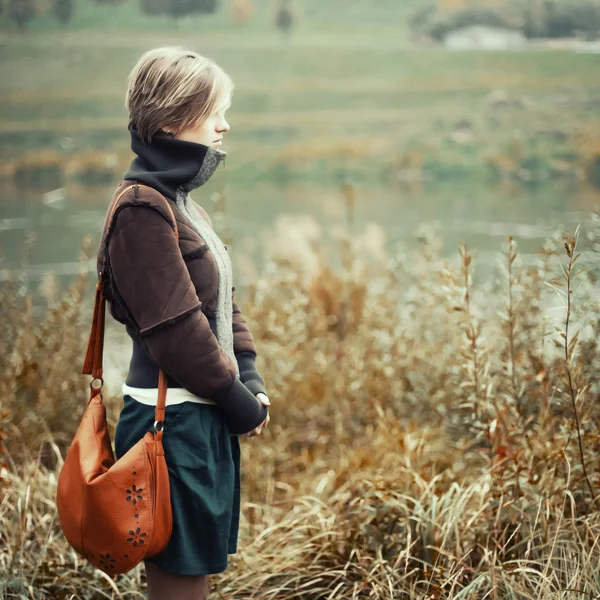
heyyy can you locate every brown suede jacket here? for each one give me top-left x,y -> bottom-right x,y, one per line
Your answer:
96,124 -> 268,435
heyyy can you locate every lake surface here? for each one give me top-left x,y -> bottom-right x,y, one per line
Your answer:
0,176 -> 597,290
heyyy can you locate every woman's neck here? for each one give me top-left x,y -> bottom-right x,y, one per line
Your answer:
123,122 -> 226,201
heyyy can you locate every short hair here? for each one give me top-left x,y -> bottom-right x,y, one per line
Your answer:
125,46 -> 233,143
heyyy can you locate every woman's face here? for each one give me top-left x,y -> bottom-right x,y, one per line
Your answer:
169,100 -> 231,149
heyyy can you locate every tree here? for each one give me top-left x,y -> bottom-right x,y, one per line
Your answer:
8,0 -> 35,29
54,0 -> 73,24
275,0 -> 293,34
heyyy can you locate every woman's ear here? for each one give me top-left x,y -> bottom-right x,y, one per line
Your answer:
158,124 -> 176,137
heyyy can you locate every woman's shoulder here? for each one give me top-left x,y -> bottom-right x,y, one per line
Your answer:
98,181 -> 179,273
111,181 -> 178,232
106,184 -> 217,264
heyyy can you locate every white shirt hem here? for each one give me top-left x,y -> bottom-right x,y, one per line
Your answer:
122,383 -> 217,406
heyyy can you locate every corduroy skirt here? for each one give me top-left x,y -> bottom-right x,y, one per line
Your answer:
114,394 -> 242,576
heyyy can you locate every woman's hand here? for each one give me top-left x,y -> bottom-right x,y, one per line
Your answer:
243,393 -> 270,437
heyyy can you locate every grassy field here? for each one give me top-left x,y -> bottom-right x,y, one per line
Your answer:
1,16 -> 599,187
2,213 -> 600,598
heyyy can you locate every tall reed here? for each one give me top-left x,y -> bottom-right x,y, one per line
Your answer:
1,211 -> 599,599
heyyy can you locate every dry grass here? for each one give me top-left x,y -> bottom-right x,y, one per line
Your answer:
1,207 -> 600,599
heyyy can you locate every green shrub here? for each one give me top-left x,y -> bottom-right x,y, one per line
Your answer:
7,0 -> 35,29
410,3 -> 519,41
526,0 -> 600,39
411,0 -> 600,41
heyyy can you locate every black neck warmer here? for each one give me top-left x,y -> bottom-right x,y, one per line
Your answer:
123,122 -> 226,201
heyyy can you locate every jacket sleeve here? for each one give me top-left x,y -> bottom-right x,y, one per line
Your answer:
232,287 -> 268,398
107,204 -> 267,435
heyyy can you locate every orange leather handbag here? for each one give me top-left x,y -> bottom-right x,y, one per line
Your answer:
56,185 -> 175,574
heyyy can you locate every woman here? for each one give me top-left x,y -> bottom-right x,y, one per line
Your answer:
102,47 -> 271,599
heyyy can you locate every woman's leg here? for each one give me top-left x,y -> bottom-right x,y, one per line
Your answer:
145,562 -> 210,600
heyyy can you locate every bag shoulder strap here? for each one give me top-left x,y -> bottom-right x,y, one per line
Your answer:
81,183 -> 179,431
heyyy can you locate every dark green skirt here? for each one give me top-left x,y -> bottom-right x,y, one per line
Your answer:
114,395 -> 241,576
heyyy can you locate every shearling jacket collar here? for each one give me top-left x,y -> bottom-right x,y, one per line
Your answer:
123,122 -> 227,201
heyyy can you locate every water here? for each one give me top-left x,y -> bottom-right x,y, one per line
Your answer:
0,177 -> 597,288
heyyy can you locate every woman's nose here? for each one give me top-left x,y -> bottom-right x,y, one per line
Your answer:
218,118 -> 230,133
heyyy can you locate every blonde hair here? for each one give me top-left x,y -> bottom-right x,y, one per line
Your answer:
125,46 -> 233,143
